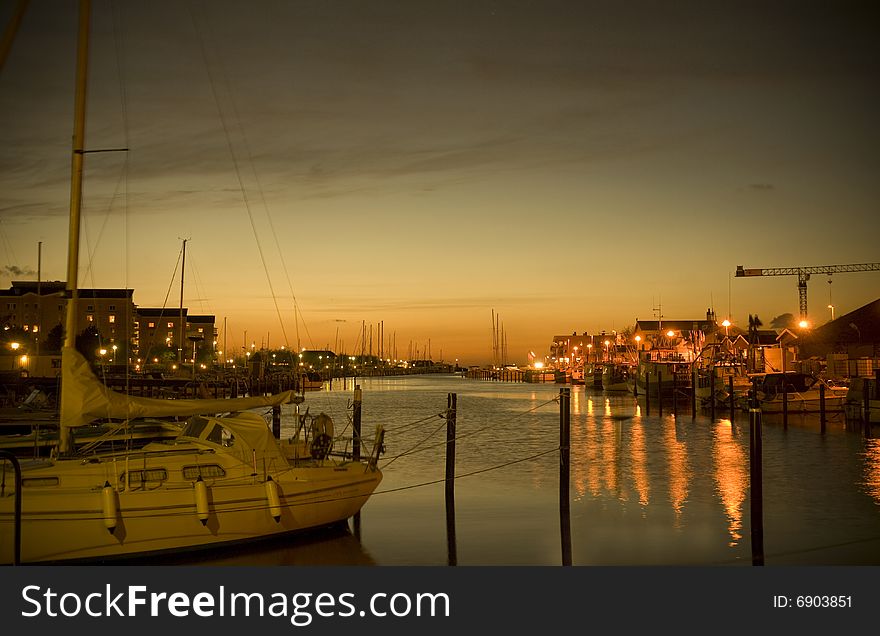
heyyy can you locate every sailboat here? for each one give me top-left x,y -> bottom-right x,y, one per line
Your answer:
0,1 -> 383,564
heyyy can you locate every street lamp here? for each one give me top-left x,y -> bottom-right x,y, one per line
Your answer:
721,319 -> 731,338
9,342 -> 20,370
828,305 -> 835,321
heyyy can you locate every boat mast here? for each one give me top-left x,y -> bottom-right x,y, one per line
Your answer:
60,0 -> 91,455
178,238 -> 187,365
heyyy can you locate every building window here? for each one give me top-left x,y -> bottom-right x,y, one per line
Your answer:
87,314 -> 94,322
148,322 -> 155,328
167,322 -> 174,328
197,327 -> 204,333
6,303 -> 15,310
109,305 -> 116,311
87,305 -> 94,311
32,325 -> 39,333
109,315 -> 116,323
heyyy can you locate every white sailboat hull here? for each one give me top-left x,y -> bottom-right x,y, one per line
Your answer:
1,457 -> 380,564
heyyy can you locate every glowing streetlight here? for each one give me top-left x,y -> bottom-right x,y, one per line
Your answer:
721,319 -> 731,337
798,320 -> 810,329
666,330 -> 675,338
828,304 -> 835,321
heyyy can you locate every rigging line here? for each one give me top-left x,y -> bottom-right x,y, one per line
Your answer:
374,447 -> 560,496
380,418 -> 449,470
378,397 -> 561,464
110,0 -> 131,391
143,246 -> 182,356
187,3 -> 288,349
381,410 -> 448,434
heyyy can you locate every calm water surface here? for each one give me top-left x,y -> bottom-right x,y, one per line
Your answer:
157,375 -> 880,566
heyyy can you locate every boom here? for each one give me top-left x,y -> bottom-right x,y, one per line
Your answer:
734,263 -> 880,321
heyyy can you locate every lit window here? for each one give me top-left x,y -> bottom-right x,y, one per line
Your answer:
148,322 -> 155,328
197,327 -> 204,333
167,322 -> 174,328
87,314 -> 94,322
109,315 -> 116,323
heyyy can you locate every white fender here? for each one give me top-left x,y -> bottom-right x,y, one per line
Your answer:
265,475 -> 282,522
194,476 -> 209,526
101,481 -> 118,534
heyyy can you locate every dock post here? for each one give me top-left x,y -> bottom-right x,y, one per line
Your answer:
672,370 -> 678,417
819,383 -> 826,434
271,405 -> 281,439
446,393 -> 458,566
710,371 -> 716,421
353,385 -> 362,461
782,377 -> 789,429
749,406 -> 765,566
559,387 -> 572,566
729,375 -> 735,424
658,371 -> 663,417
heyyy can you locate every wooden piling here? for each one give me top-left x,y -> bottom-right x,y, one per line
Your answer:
710,370 -> 716,421
353,385 -> 362,461
672,370 -> 678,417
658,371 -> 663,417
782,376 -> 788,429
446,392 -> 458,566
559,387 -> 572,566
749,406 -> 764,566
729,375 -> 735,423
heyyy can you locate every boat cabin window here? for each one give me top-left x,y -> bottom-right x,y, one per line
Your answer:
22,477 -> 59,488
182,464 -> 227,480
181,416 -> 210,439
119,468 -> 168,491
180,416 -> 234,446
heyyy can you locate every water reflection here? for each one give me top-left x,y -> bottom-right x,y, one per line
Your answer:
664,420 -> 690,527
630,419 -> 649,508
864,439 -> 880,505
712,419 -> 748,547
131,522 -> 377,566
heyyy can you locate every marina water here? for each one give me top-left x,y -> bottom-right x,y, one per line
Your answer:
156,375 -> 880,566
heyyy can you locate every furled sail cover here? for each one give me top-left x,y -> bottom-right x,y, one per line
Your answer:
60,347 -> 294,429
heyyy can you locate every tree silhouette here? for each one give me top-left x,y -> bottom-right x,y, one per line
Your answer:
75,326 -> 102,364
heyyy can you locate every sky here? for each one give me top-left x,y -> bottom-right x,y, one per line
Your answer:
1,0 -> 879,365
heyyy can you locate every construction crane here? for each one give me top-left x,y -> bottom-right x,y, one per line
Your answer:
734,262 -> 880,322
